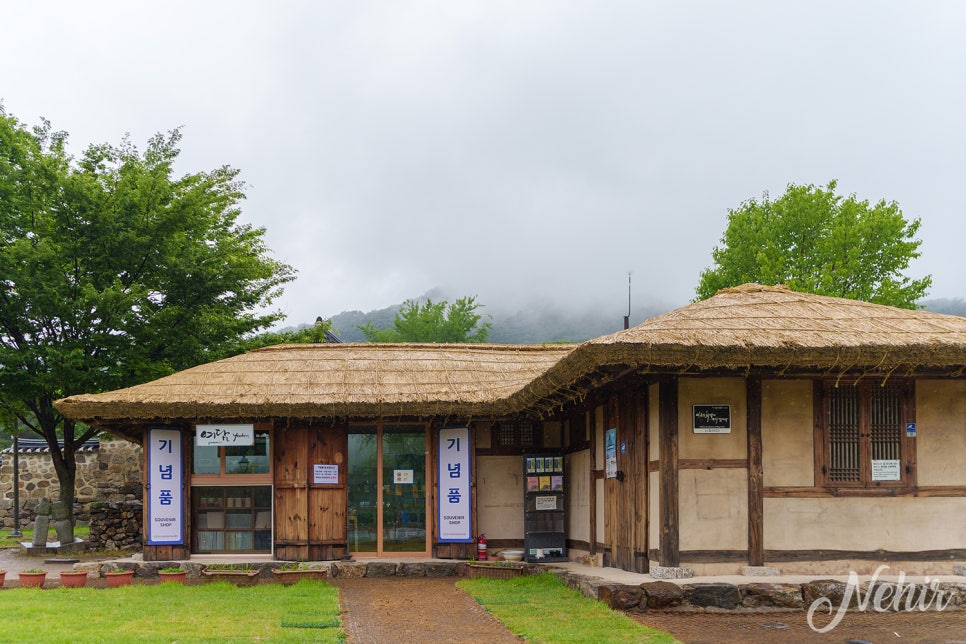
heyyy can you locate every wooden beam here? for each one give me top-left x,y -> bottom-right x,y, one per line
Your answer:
678,459 -> 748,470
658,377 -> 679,568
588,408 -> 597,556
747,377 -> 764,567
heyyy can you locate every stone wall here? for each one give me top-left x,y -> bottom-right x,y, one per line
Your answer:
88,501 -> 143,551
0,439 -> 142,529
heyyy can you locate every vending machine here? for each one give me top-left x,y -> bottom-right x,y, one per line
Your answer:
522,453 -> 567,563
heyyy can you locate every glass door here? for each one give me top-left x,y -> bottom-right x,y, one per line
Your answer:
348,423 -> 428,556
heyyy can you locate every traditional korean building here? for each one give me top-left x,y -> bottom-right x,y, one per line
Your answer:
56,284 -> 966,575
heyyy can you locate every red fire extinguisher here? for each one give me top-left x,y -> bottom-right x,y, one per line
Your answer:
477,534 -> 487,561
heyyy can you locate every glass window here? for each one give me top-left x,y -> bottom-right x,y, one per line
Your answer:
193,429 -> 271,475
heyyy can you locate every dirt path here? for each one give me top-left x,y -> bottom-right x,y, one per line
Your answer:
333,577 -> 522,644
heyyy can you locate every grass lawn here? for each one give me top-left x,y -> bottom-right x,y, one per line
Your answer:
0,579 -> 343,643
458,573 -> 679,643
0,526 -> 91,549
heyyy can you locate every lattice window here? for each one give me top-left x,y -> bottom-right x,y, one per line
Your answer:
822,381 -> 909,486
492,419 -> 542,450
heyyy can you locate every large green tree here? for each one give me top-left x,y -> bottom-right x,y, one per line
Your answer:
0,110 -> 294,521
359,296 -> 491,343
696,181 -> 931,308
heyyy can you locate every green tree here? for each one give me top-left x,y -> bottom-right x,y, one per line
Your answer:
696,181 -> 931,308
0,109 -> 294,522
359,296 -> 491,343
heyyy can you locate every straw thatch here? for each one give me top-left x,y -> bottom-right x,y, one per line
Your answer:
55,343 -> 575,427
510,283 -> 966,413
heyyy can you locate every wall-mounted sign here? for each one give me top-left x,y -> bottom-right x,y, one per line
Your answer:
535,496 -> 557,511
148,427 -> 183,545
196,423 -> 254,446
906,423 -> 917,438
872,459 -> 901,481
693,405 -> 731,434
394,469 -> 414,484
605,428 -> 617,478
438,426 -> 472,542
313,463 -> 339,485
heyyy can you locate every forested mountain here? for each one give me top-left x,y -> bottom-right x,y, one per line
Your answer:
285,293 -> 965,345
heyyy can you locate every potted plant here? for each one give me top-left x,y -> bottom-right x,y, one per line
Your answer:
271,562 -> 328,585
158,567 -> 188,584
105,568 -> 136,588
59,570 -> 90,588
0,570 -> 6,586
203,563 -> 260,586
18,568 -> 48,588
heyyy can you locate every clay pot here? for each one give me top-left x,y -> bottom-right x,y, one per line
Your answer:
18,571 -> 47,588
158,570 -> 188,584
59,571 -> 89,588
105,570 -> 135,587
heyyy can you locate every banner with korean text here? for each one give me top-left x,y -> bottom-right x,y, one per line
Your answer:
148,427 -> 183,545
438,426 -> 472,542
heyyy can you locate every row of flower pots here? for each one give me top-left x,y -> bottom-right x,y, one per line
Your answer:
1,564 -> 327,589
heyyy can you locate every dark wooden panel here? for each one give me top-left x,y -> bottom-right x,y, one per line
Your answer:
658,378 -> 679,567
766,549 -> 966,562
678,459 -> 748,469
747,377 -> 764,567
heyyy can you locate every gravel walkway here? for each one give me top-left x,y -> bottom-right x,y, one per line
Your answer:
333,577 -> 522,644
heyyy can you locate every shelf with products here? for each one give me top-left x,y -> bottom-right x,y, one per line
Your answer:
522,452 -> 567,563
192,485 -> 272,553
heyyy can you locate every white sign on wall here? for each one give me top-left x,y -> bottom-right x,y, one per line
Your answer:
871,459 -> 901,481
438,426 -> 472,542
196,424 -> 254,446
148,427 -> 183,545
313,464 -> 339,485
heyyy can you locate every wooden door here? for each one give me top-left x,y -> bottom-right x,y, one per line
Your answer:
605,390 -> 649,573
274,425 -> 348,560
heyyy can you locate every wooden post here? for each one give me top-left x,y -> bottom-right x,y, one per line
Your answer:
658,378 -> 679,568
747,377 -> 764,567
588,407 -> 597,556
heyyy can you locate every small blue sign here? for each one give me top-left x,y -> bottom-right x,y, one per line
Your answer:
906,423 -> 916,437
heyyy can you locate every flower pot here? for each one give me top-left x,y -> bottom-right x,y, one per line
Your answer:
271,568 -> 328,585
59,571 -> 89,588
105,570 -> 135,588
203,569 -> 260,586
158,571 -> 188,584
18,571 -> 47,588
0,571 -> 6,587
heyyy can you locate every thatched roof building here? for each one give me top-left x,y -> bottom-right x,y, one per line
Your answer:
56,343 -> 575,440
56,284 -> 966,433
512,284 -> 966,413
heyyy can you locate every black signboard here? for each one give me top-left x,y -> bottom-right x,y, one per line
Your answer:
692,404 -> 731,433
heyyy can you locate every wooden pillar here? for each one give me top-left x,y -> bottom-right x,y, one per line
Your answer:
747,377 -> 764,567
587,407 -> 597,556
658,377 -> 679,568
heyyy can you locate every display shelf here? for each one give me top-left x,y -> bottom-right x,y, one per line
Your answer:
523,453 -> 567,563
191,485 -> 271,553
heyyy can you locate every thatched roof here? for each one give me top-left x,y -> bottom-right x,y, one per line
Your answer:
511,284 -> 966,412
55,343 -> 575,428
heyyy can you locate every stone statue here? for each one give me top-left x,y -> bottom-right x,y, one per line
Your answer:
52,500 -> 74,544
31,497 -> 51,546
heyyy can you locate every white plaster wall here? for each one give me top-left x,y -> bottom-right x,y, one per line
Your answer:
917,380 -> 966,486
762,379 -> 814,487
764,496 -> 966,551
476,455 -> 524,539
678,377 -> 747,460
679,468 -> 748,550
565,450 -> 590,542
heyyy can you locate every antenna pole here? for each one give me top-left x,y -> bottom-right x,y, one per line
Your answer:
624,272 -> 631,330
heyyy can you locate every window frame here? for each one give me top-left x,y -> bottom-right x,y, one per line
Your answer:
191,426 -> 273,486
816,379 -> 916,489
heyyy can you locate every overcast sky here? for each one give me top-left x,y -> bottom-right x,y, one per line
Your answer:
3,1 -> 964,327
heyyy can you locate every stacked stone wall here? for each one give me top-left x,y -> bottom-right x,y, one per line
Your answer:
0,439 -> 142,530
87,500 -> 143,551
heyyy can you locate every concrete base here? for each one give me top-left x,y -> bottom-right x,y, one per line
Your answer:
741,565 -> 782,576
954,565 -> 966,577
650,565 -> 694,579
19,539 -> 88,556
